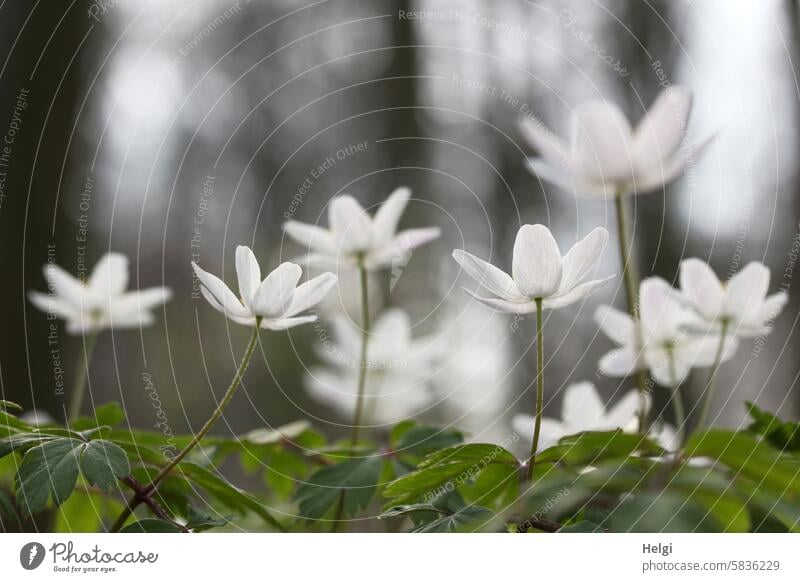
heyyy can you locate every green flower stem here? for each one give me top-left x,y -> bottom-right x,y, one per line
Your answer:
614,191 -> 649,434
350,262 -> 371,446
667,349 -> 686,446
526,298 -> 544,481
109,321 -> 262,532
68,332 -> 99,424
695,319 -> 730,432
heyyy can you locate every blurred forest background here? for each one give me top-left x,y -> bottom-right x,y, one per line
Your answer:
1,0 -> 798,453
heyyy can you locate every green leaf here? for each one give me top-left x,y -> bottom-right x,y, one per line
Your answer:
606,491 -> 719,532
384,444 -> 518,504
535,430 -> 664,466
80,440 -> 130,491
295,456 -> 384,520
393,426 -> 464,457
185,506 -> 231,531
15,439 -> 83,514
746,402 -> 800,452
684,430 -> 800,497
120,519 -> 182,533
178,462 -> 284,531
410,505 -> 493,532
0,433 -> 60,459
72,402 -> 126,431
667,466 -> 750,533
0,490 -> 22,531
53,489 -> 124,533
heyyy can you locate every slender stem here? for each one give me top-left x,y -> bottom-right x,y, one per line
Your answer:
614,191 -> 648,434
695,319 -> 729,432
667,349 -> 686,446
350,263 -> 371,446
68,332 -> 99,424
109,322 -> 261,532
526,298 -> 544,481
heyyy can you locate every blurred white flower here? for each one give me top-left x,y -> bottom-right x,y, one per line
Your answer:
452,224 -> 612,313
596,277 -> 734,387
29,252 -> 171,335
306,308 -> 437,425
679,259 -> 788,338
512,381 -> 640,452
192,246 -> 336,330
283,187 -> 440,270
521,86 -> 715,197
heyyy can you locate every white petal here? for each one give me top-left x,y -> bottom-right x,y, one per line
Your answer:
252,262 -> 302,318
290,252 -> 347,270
525,158 -> 612,198
452,249 -> 524,302
283,272 -> 337,318
598,347 -> 639,377
261,315 -> 317,330
111,288 -> 172,317
283,221 -> 337,254
604,390 -> 641,428
756,291 -> 788,325
372,187 -> 410,244
235,246 -> 261,307
512,224 -> 562,298
28,291 -> 77,321
542,276 -> 613,310
679,258 -> 724,321
369,309 -> 413,363
462,288 -> 537,314
89,253 -> 129,297
562,381 -> 605,432
633,86 -> 692,164
645,347 -> 677,387
191,262 -> 250,319
329,195 -> 372,252
518,117 -> 571,168
45,264 -> 87,308
559,227 -> 609,291
571,101 -> 634,182
725,262 -> 770,319
594,305 -> 635,346
365,227 -> 440,270
639,277 -> 687,342
634,133 -> 716,193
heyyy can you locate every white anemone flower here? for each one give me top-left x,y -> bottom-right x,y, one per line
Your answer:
679,259 -> 788,338
596,277 -> 734,387
28,252 -> 171,335
521,86 -> 715,197
452,224 -> 613,313
191,246 -> 337,330
512,382 -> 640,452
306,309 -> 437,425
283,187 -> 440,270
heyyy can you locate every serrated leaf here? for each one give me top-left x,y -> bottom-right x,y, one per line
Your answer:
80,440 -> 130,491
746,402 -> 800,451
295,456 -> 383,520
15,439 -> 83,514
120,519 -> 182,533
606,491 -> 719,532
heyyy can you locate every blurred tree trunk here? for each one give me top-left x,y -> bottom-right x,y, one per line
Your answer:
0,2 -> 100,417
